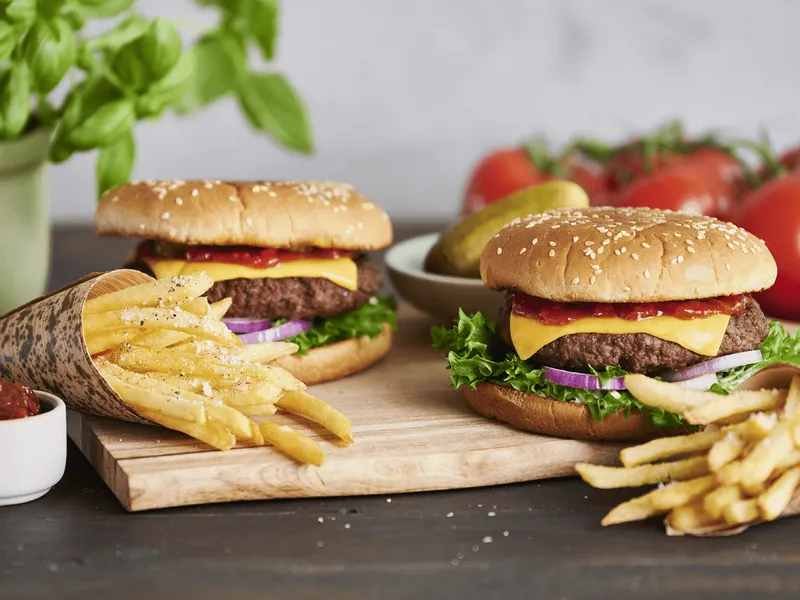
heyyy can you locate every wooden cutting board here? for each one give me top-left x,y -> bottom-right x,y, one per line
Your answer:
68,303 -> 628,511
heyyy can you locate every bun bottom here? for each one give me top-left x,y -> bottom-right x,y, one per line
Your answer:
275,325 -> 392,385
461,382 -> 675,441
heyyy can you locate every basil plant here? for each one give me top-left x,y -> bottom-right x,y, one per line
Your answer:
0,0 -> 312,195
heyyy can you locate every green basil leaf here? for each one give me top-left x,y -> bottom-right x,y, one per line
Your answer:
176,31 -> 244,115
138,50 -> 194,117
23,18 -> 75,94
37,0 -> 68,19
6,0 -> 36,24
136,17 -> 181,80
0,61 -> 31,139
110,41 -> 148,92
96,126 -> 134,196
236,72 -> 313,154
77,0 -> 133,18
0,21 -> 18,63
49,137 -> 74,163
248,0 -> 279,60
61,4 -> 87,30
86,13 -> 148,51
60,76 -> 119,130
67,97 -> 134,150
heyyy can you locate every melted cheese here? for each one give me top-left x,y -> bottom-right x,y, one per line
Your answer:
510,312 -> 731,360
146,258 -> 358,291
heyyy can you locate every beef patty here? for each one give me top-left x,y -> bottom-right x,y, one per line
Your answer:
497,295 -> 769,374
204,254 -> 382,320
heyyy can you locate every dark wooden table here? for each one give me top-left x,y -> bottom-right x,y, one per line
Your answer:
3,224 -> 800,600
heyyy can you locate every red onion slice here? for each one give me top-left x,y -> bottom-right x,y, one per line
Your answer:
674,372 -> 718,391
543,367 -> 626,391
662,350 -> 763,383
222,318 -> 271,334
238,320 -> 312,345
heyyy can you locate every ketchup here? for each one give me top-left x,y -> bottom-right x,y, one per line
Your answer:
135,241 -> 352,269
512,293 -> 746,326
0,381 -> 40,421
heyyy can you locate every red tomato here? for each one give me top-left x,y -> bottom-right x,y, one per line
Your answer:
605,148 -> 678,189
462,148 -> 553,214
561,154 -> 613,203
738,175 -> 800,320
779,146 -> 800,172
614,163 -> 728,217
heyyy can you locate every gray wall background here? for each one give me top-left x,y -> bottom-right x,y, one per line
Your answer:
52,0 -> 800,222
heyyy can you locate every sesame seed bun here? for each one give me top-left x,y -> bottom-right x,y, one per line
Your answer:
95,180 -> 393,251
461,382 -> 682,441
480,207 -> 777,302
274,325 -> 392,385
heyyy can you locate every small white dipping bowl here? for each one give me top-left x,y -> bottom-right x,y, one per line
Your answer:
0,391 -> 66,506
386,233 -> 505,322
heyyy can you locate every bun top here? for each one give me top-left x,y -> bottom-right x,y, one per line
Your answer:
480,207 -> 777,302
95,180 -> 393,250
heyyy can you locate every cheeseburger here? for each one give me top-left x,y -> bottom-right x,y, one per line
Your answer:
433,207 -> 780,441
96,180 -> 395,384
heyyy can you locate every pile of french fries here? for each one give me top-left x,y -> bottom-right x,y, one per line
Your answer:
81,273 -> 353,466
576,374 -> 800,534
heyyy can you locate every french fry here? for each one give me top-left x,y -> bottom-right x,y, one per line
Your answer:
259,421 -> 325,467
742,412 -> 778,440
620,429 -> 724,468
208,297 -> 232,320
214,383 -> 283,407
99,369 -> 206,424
85,327 -> 137,356
740,480 -> 767,497
703,485 -> 743,520
137,409 -> 235,451
277,390 -> 354,444
84,307 -> 241,347
723,498 -> 760,525
237,405 -> 278,417
575,456 -> 708,489
601,495 -> 659,526
783,376 -> 800,417
83,273 -> 214,315
667,503 -> 720,532
707,433 -> 745,472
624,374 -> 712,414
684,389 -> 787,425
129,328 -> 193,348
775,448 -> 800,471
177,297 -> 210,316
739,423 -> 795,488
758,466 -> 800,521
235,341 -> 299,364
648,475 -> 718,511
249,421 -> 264,445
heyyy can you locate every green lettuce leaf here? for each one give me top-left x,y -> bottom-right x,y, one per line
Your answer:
281,295 -> 397,355
431,310 -> 800,429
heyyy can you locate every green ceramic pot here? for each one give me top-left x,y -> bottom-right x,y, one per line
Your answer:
0,127 -> 52,315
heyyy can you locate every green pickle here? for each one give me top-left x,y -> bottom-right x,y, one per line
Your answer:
425,180 -> 591,278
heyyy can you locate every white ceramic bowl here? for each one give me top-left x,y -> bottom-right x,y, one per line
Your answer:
0,391 -> 66,506
385,233 -> 505,322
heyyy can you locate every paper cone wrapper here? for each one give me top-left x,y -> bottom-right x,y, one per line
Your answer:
665,363 -> 800,537
0,269 -> 154,424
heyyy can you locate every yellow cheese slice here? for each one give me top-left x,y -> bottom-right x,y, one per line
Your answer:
510,312 -> 731,360
145,258 -> 358,291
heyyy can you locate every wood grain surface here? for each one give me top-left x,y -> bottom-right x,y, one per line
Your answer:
68,303 -> 623,511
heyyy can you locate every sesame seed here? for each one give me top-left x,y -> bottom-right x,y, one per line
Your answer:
111,196 -> 119,203
551,225 -> 560,229
204,183 -> 213,189
632,253 -> 639,260
246,218 -> 253,226
686,240 -> 694,245
229,195 -> 237,202
597,247 -> 604,254
175,198 -> 183,205
548,250 -> 555,257
161,212 -> 170,220
572,277 -> 580,285
623,286 -> 631,292
644,269 -> 650,278
726,263 -> 731,271
531,238 -> 538,246
519,247 -> 527,255
572,236 -> 579,243
548,241 -> 557,247
671,258 -> 678,264
677,255 -> 684,263
674,233 -> 681,238
585,241 -> 594,246
620,247 -> 627,253
191,189 -> 199,197
590,275 -> 596,284
602,239 -> 610,246
642,242 -> 651,249
614,249 -> 621,256
727,243 -> 734,249
138,223 -> 145,230
687,247 -> 695,253
496,247 -> 503,255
